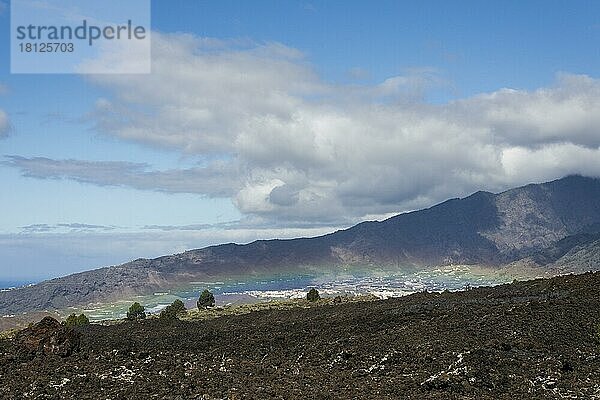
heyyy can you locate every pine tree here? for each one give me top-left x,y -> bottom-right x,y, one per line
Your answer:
127,302 -> 146,320
197,289 -> 215,309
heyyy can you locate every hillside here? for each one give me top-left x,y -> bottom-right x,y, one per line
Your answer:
2,272 -> 600,399
509,232 -> 600,274
1,175 -> 599,315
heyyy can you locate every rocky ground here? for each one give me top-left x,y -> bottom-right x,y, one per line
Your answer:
2,272 -> 600,399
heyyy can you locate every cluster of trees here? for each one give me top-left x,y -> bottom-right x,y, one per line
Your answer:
125,289 -> 216,322
124,287 -> 323,322
63,313 -> 90,327
61,287 -> 324,327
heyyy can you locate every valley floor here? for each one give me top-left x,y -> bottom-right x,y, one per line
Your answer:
2,272 -> 600,399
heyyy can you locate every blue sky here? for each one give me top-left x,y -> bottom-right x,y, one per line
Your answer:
0,0 -> 599,281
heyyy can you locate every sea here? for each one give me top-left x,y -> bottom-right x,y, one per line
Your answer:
0,281 -> 32,290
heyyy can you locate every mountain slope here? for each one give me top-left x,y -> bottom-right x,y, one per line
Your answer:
481,176 -> 600,258
1,175 -> 599,314
319,175 -> 600,266
507,231 -> 600,275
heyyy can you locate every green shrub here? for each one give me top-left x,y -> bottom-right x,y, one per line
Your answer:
127,302 -> 146,321
307,288 -> 320,302
160,299 -> 187,320
64,313 -> 90,328
64,313 -> 77,327
77,313 -> 90,325
197,289 -> 215,309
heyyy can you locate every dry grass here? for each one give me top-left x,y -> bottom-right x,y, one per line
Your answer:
182,294 -> 379,321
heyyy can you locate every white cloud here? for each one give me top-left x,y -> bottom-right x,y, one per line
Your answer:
501,143 -> 600,183
75,30 -> 151,74
4,156 -> 242,197
457,74 -> 600,148
9,33 -> 600,226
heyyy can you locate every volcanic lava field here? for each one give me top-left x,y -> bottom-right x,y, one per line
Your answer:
2,272 -> 600,399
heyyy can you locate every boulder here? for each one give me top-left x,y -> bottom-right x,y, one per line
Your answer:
15,316 -> 80,357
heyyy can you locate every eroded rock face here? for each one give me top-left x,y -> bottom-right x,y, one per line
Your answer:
15,316 -> 80,357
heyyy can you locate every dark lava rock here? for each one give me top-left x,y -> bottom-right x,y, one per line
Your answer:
14,316 -> 80,358
3,272 -> 600,399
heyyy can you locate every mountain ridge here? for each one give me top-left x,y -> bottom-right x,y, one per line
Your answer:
1,175 -> 599,315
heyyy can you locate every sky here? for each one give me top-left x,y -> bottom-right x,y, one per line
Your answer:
0,0 -> 599,281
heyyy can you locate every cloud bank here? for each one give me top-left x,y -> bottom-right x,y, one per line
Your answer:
19,223 -> 117,234
4,156 -> 242,198
8,33 -> 600,226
